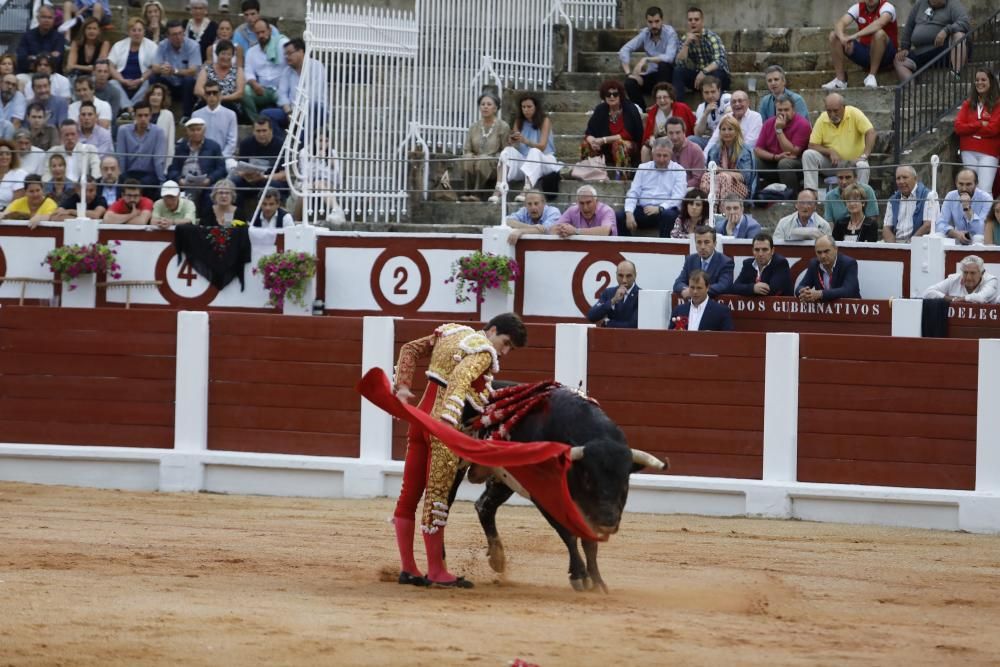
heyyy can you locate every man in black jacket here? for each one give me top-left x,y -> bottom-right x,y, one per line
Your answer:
168,117 -> 226,219
797,234 -> 862,302
731,232 -> 792,296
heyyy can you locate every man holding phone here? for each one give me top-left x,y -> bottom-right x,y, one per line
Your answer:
936,167 -> 992,245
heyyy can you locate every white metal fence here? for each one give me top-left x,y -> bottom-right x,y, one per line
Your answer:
558,0 -> 617,29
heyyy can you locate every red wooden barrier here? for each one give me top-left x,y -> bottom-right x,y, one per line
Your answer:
587,329 -> 766,479
207,314 -> 363,456
0,307 -> 176,447
797,334 -> 978,490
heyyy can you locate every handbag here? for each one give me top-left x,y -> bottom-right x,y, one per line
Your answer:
431,167 -> 459,202
570,155 -> 609,182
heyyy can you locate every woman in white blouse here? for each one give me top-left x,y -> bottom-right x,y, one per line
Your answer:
0,139 -> 26,210
108,17 -> 158,105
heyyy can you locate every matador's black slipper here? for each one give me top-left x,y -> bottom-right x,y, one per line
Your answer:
429,576 -> 474,589
398,571 -> 431,587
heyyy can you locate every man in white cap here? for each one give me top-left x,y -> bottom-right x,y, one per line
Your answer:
167,115 -> 226,221
151,180 -> 197,228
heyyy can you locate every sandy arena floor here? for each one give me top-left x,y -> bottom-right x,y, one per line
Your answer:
2,481 -> 1000,666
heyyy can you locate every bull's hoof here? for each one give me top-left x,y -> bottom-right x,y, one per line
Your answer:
570,577 -> 586,592
487,536 -> 506,573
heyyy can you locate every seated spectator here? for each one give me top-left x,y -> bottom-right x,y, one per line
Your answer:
673,225 -> 734,297
714,193 -> 761,239
167,116 -> 226,219
923,254 -> 997,303
229,116 -> 287,210
30,74 -> 69,127
754,94 -> 810,194
0,55 -> 16,85
551,185 -> 616,237
730,231 -> 793,296
824,164 -> 878,224
0,174 -> 58,228
206,18 -> 243,68
620,7 -> 678,109
936,167 -> 992,244
43,153 -> 72,202
151,180 -> 197,228
186,0 -> 218,59
194,39 -> 244,114
103,178 -> 153,224
115,101 -> 166,186
151,20 -> 202,120
832,184 -> 879,242
50,177 -> 108,221
93,60 -> 131,125
0,73 -> 26,128
0,115 -> 14,142
97,155 -> 123,206
16,5 -> 64,75
14,129 -> 45,175
108,18 -> 157,105
505,189 -> 560,244
617,137 -> 687,237
295,135 -> 343,224
955,69 -> 1000,196
690,75 -> 730,149
58,0 -> 112,37
252,187 -> 294,228
26,103 -> 59,150
68,77 -> 112,129
757,65 -> 808,121
883,165 -> 936,242
0,139 -> 26,210
640,83 -> 695,162
669,187 -> 711,238
664,117 -> 704,190
669,268 -> 734,331
498,94 -> 559,200
142,1 -> 166,44
64,17 -> 111,79
803,93 -> 875,191
243,19 -> 287,123
581,80 -> 643,178
192,81 -> 237,161
233,0 -> 280,55
983,200 -> 1000,244
21,57 -> 71,104
461,93 -> 509,203
823,0 -> 898,90
587,260 -> 640,328
672,7 -> 731,98
46,119 -> 101,182
705,90 -> 762,152
207,178 -> 237,226
700,116 -> 756,207
261,37 -> 325,133
145,84 -> 174,171
894,0 -> 969,82
796,234 -> 861,302
773,188 -> 833,242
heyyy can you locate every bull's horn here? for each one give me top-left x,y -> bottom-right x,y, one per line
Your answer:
569,446 -> 585,461
632,449 -> 667,470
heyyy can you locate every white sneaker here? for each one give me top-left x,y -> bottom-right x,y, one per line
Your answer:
863,74 -> 878,88
821,77 -> 847,90
57,16 -> 79,34
514,192 -> 526,203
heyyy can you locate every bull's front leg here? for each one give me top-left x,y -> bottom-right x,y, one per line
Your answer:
475,477 -> 514,573
582,540 -> 607,593
534,504 -> 588,591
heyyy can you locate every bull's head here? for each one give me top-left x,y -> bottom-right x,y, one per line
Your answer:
565,443 -> 668,538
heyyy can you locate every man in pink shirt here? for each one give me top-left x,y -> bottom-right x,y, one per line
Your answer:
754,94 -> 811,194
665,116 -> 705,189
552,185 -> 617,237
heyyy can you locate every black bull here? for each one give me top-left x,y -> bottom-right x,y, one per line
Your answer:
447,385 -> 668,592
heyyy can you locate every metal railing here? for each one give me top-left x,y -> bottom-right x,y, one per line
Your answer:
893,8 -> 1000,161
0,0 -> 31,55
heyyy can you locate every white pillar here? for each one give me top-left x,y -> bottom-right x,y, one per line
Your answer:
282,225 -> 318,316
762,332 -> 799,482
60,218 -> 99,308
975,338 -> 1000,493
910,235 -> 946,298
480,225 -> 515,322
554,323 -> 590,392
637,289 -> 671,329
358,316 -> 397,463
891,298 -> 923,337
162,310 -> 210,492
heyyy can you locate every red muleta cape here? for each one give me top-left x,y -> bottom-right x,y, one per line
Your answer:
356,368 -> 605,542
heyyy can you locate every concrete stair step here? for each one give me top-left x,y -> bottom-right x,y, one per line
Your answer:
553,68 -> 899,94
573,26 -> 830,55
576,50 -> 833,74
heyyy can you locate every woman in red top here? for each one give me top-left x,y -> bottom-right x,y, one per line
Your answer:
640,82 -> 696,162
955,68 -> 1000,196
581,80 -> 643,180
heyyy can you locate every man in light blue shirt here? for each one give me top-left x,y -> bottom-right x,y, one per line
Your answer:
243,19 -> 288,123
261,38 -> 327,132
115,102 -> 166,186
757,65 -> 809,121
151,21 -> 203,119
616,137 -> 687,237
619,7 -> 679,108
505,190 -> 561,244
0,74 -> 26,127
233,0 -> 280,54
936,167 -> 993,244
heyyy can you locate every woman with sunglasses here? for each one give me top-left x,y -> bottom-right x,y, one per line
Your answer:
581,80 -> 643,181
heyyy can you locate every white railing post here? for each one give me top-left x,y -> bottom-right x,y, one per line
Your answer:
762,332 -> 799,482
161,310 -> 209,492
554,323 -> 590,392
480,225 -> 516,322
706,161 -> 719,214
60,218 -> 99,308
281,225 -> 318,316
975,339 -> 1000,493
909,234 -> 946,298
890,298 -> 923,337
637,289 -> 671,329
349,315 -> 399,498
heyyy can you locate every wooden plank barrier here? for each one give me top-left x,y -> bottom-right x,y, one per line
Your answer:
206,313 -> 363,457
0,306 -> 177,447
587,329 -> 767,479
797,334 -> 978,490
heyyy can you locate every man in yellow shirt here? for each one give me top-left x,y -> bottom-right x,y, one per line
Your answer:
802,92 -> 877,191
0,174 -> 58,229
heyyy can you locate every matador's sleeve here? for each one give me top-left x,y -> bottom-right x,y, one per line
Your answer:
393,334 -> 435,392
438,351 -> 494,426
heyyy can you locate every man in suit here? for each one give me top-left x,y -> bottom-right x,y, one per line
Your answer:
731,232 -> 792,296
673,224 -> 734,297
670,269 -> 734,331
714,194 -> 762,239
168,117 -> 227,220
797,234 -> 861,302
587,260 -> 640,328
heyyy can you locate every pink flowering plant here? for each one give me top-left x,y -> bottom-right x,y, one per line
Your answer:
43,241 -> 122,291
446,251 -> 521,304
254,250 -> 318,309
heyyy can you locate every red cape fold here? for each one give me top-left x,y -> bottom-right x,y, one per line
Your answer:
356,368 -> 604,542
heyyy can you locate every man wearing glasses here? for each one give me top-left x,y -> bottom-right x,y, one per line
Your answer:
0,75 -> 25,128
191,82 -> 237,166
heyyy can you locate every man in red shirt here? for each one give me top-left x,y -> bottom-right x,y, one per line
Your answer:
823,0 -> 899,90
102,178 -> 153,225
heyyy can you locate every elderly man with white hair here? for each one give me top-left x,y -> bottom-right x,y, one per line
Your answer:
551,185 -> 617,237
923,255 -> 998,303
883,164 -> 937,242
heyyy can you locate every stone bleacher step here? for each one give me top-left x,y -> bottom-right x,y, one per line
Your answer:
554,69 -> 899,93
576,50 -> 834,75
572,26 -> 830,55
